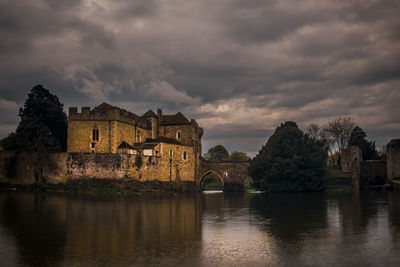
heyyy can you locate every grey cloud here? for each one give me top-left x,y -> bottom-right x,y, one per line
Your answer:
0,0 -> 399,154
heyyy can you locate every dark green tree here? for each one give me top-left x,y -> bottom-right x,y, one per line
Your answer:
2,84 -> 67,152
203,145 -> 229,161
348,126 -> 378,161
227,151 -> 250,161
249,121 -> 328,192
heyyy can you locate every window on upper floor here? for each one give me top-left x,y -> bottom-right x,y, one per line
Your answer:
176,130 -> 181,140
92,129 -> 99,141
183,151 -> 188,160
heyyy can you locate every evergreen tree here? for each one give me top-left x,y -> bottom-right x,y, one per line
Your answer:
249,121 -> 328,192
348,126 -> 378,160
2,84 -> 67,152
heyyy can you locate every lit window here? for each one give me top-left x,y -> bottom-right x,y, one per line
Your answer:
176,130 -> 181,140
183,151 -> 188,160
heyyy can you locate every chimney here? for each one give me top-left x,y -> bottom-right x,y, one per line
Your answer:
157,109 -> 163,123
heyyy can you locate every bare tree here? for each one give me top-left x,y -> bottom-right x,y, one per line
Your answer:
322,117 -> 356,167
306,123 -> 321,140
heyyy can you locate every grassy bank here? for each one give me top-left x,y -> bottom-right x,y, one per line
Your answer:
324,167 -> 355,193
0,179 -> 199,195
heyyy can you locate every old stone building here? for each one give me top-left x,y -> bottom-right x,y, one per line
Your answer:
67,103 -> 203,183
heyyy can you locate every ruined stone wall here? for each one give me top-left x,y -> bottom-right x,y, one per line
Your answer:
359,160 -> 387,187
341,146 -> 362,173
0,147 -> 197,187
0,152 -> 68,185
387,139 -> 400,181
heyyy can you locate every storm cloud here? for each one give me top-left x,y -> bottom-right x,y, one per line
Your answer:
0,0 -> 399,155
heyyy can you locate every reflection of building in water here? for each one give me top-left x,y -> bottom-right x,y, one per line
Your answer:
388,192 -> 400,252
0,193 -> 203,266
64,195 -> 202,265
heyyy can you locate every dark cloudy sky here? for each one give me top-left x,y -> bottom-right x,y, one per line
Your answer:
1,0 -> 400,156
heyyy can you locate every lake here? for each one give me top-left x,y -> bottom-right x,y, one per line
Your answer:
0,190 -> 399,266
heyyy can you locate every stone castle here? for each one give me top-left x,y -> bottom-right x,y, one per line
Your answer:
67,103 -> 204,184
0,102 -> 250,191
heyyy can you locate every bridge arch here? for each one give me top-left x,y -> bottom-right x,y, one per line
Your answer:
198,159 -> 250,192
199,170 -> 224,190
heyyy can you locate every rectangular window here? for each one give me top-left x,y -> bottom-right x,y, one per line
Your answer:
91,142 -> 95,148
183,151 -> 187,160
169,149 -> 173,159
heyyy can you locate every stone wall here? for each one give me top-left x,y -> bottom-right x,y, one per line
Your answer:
341,146 -> 362,173
0,152 -> 68,185
359,160 -> 387,187
387,139 -> 400,181
199,160 -> 250,191
0,147 -> 197,189
68,120 -> 111,153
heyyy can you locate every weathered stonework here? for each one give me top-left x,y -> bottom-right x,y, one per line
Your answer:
0,103 -> 252,191
359,160 -> 387,186
387,139 -> 400,181
199,160 -> 250,191
67,103 -> 203,156
341,146 -> 362,173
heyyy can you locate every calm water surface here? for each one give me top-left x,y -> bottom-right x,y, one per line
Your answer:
0,190 -> 399,266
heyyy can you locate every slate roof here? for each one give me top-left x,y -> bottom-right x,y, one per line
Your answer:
132,143 -> 159,150
161,112 -> 191,125
117,141 -> 134,149
142,109 -> 157,118
94,102 -> 115,110
145,137 -> 184,145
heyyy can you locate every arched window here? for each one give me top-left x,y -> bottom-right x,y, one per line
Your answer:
183,151 -> 188,160
176,130 -> 181,140
92,129 -> 99,141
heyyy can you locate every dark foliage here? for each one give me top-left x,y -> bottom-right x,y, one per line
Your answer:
2,84 -> 67,152
249,121 -> 328,192
227,151 -> 250,161
203,145 -> 229,161
348,126 -> 378,161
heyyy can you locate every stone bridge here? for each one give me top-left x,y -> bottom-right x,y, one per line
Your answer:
199,159 -> 250,191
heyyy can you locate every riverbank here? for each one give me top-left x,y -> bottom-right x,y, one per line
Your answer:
0,179 -> 199,195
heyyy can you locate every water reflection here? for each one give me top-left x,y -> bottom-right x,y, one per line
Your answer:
0,191 -> 400,266
0,192 -> 203,266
